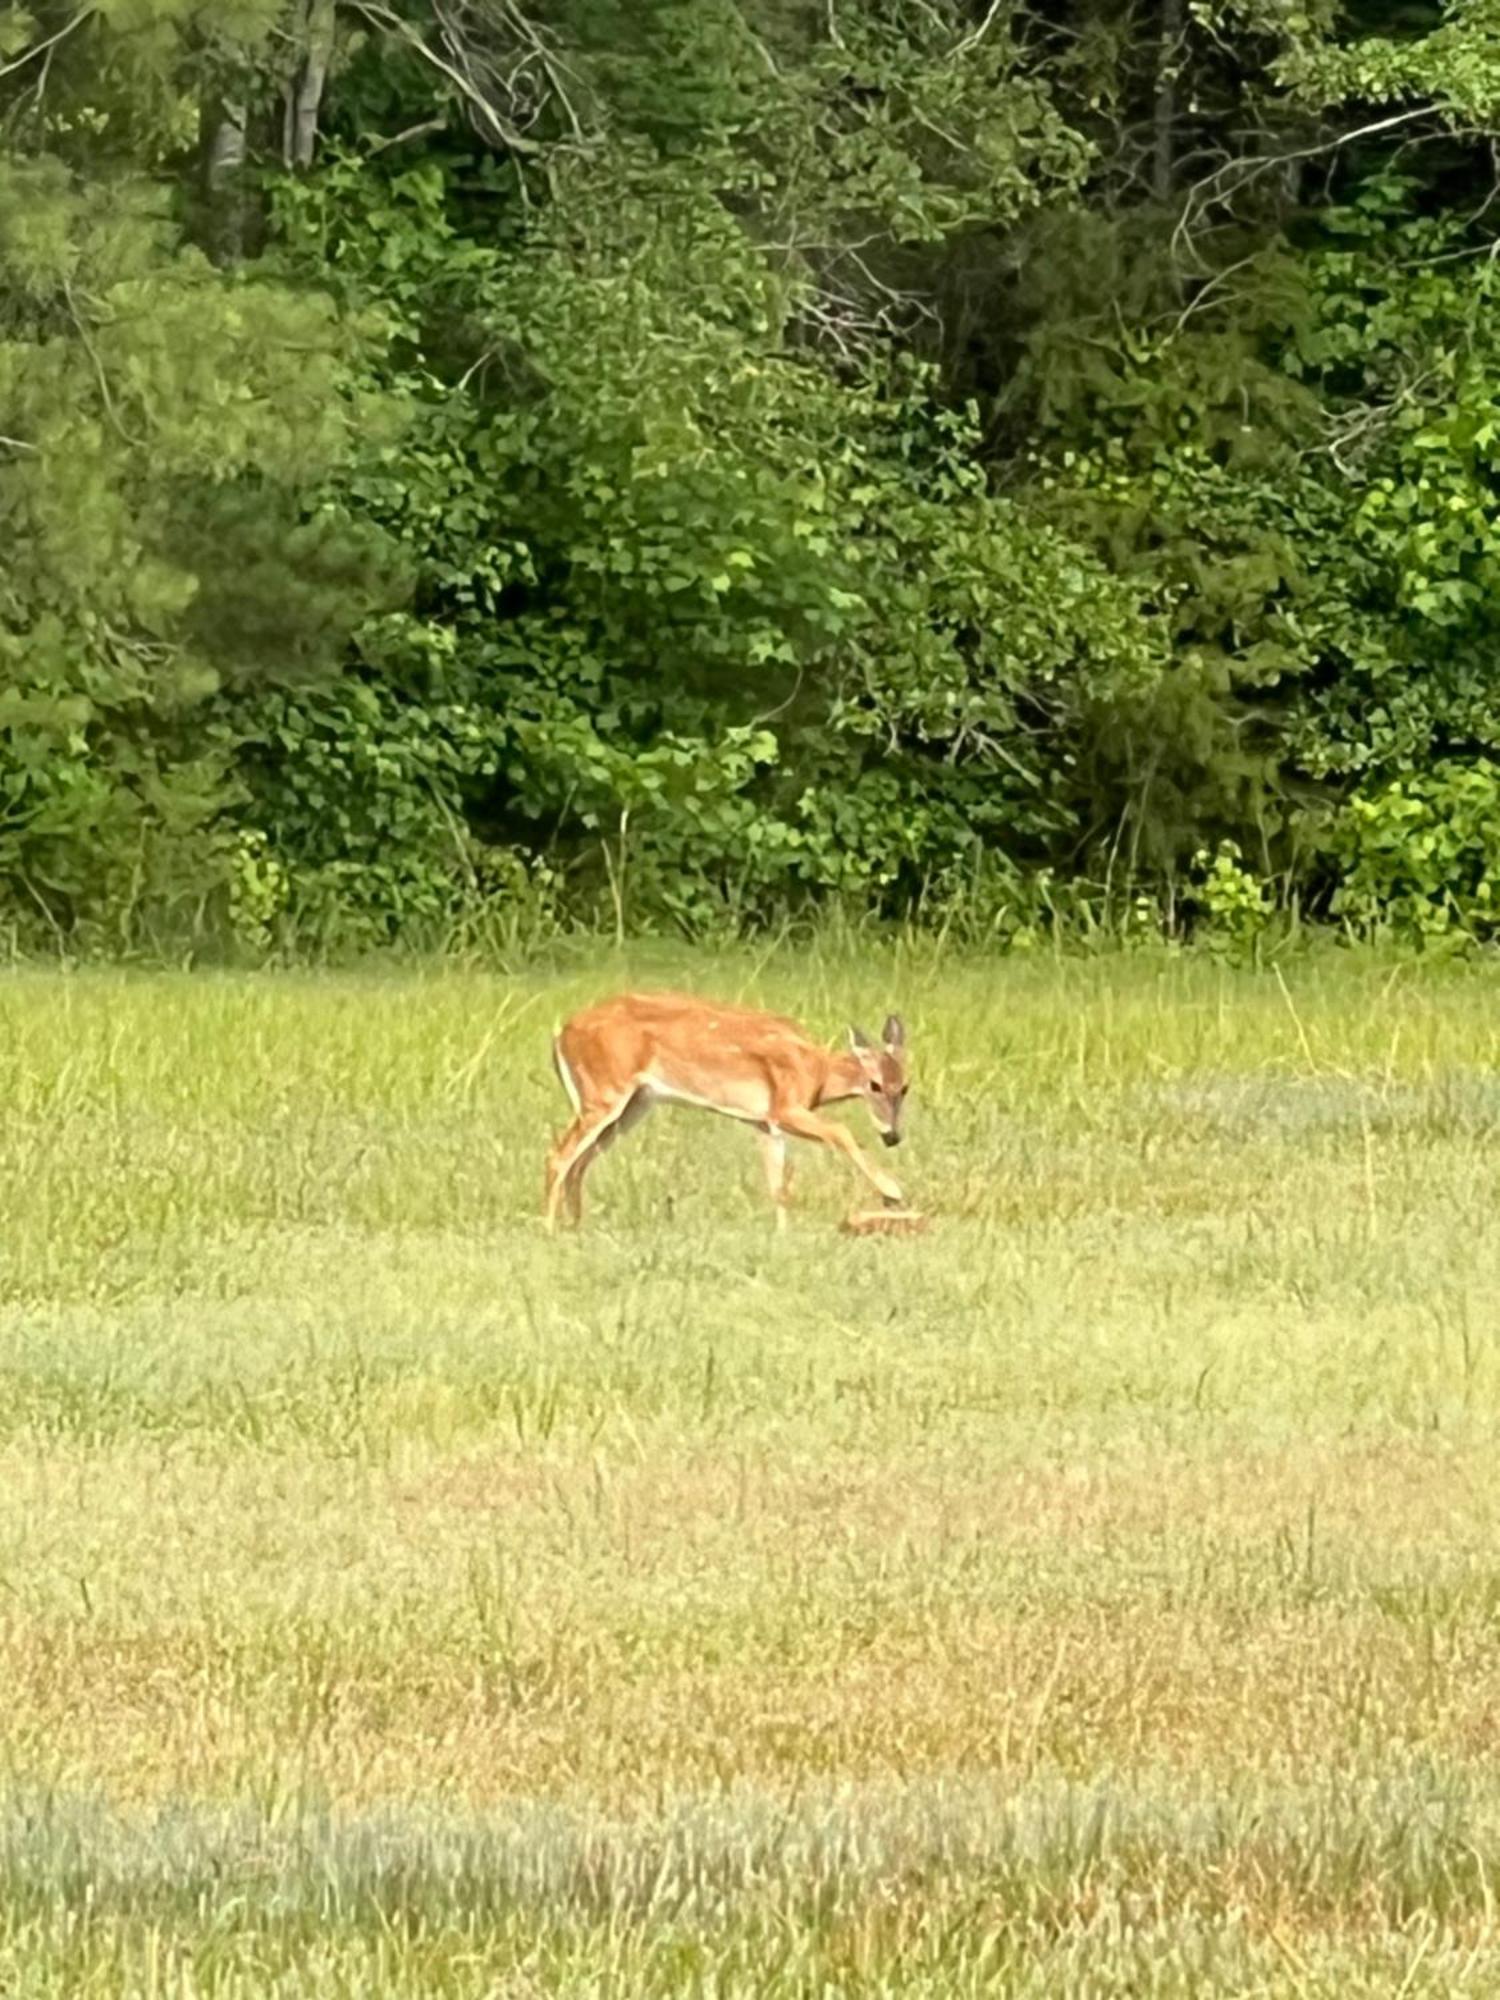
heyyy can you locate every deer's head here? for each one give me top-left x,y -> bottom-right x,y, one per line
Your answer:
849,1015 -> 908,1146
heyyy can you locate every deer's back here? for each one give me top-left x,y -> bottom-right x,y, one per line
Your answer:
559,991 -> 819,1099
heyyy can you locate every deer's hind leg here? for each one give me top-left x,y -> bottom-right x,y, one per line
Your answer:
544,1036 -> 633,1230
544,1113 -> 593,1227
544,1111 -> 613,1228
563,1087 -> 652,1224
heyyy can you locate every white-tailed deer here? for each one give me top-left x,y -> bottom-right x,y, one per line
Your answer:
544,992 -> 909,1230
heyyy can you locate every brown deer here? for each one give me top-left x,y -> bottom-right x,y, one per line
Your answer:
544,992 -> 909,1229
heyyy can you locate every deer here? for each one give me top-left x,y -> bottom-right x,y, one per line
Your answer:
543,991 -> 909,1230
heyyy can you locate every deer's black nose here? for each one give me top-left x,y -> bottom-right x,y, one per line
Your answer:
881,1131 -> 901,1148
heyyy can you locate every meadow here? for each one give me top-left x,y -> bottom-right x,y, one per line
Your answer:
4,943 -> 1500,1995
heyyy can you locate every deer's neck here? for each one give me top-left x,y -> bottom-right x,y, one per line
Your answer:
815,1050 -> 865,1107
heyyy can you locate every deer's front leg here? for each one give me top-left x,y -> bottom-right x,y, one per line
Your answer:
776,1108 -> 905,1207
758,1126 -> 791,1230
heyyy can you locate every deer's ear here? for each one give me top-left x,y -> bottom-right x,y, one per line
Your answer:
848,1025 -> 874,1054
883,1014 -> 905,1051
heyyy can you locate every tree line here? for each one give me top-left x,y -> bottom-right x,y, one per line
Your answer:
3,0 -> 1499,952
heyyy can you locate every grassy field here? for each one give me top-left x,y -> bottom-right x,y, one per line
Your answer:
4,942 -> 1500,1994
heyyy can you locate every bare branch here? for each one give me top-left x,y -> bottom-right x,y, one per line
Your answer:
364,115 -> 449,155
1169,248 -> 1269,336
1172,104 -> 1442,272
345,0 -> 595,157
951,0 -> 1005,60
344,0 -> 543,152
62,280 -> 141,448
0,4 -> 93,84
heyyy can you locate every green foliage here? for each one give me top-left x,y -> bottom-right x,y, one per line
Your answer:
9,0 -> 1500,949
998,163 -> 1500,909
1334,760 -> 1500,944
0,146 -> 397,945
1277,176 -> 1500,779
1191,840 -> 1273,960
266,139 -> 1157,936
226,827 -> 289,953
233,677 -> 504,950
1274,0 -> 1500,121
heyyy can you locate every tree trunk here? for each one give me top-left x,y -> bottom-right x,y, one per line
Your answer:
1153,0 -> 1183,205
201,96 -> 249,264
284,0 -> 336,169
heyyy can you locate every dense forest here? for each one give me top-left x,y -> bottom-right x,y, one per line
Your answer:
4,0 -> 1500,952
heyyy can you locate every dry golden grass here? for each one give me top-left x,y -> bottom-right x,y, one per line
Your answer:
3,942 -> 1500,1992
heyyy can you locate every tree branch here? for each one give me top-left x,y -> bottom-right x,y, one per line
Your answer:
364,114 -> 449,155
343,0 -> 544,153
62,280 -> 140,448
951,0 -> 1004,60
1172,104 -> 1442,270
0,4 -> 93,84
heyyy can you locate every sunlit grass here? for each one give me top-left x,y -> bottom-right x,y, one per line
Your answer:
4,942 -> 1500,1991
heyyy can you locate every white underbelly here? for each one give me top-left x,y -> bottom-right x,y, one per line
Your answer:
642,1074 -> 772,1125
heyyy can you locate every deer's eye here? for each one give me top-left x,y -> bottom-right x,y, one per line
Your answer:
868,1080 -> 880,1092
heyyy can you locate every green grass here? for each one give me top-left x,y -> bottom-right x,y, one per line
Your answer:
5,942 -> 1500,1993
